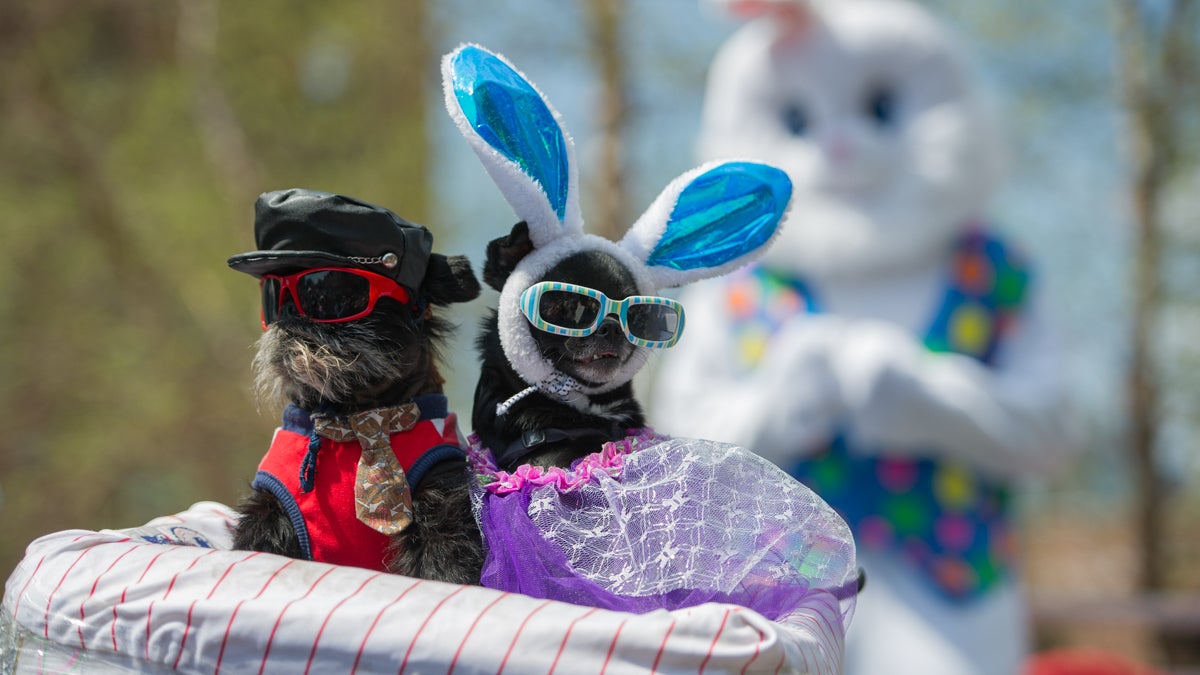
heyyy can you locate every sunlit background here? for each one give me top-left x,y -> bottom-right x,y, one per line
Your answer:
1,1 -> 1197,668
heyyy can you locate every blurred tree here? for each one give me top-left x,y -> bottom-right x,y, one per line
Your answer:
585,0 -> 631,241
0,0 -> 431,580
1114,0 -> 1200,663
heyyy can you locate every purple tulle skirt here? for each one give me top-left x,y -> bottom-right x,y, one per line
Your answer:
467,430 -> 858,624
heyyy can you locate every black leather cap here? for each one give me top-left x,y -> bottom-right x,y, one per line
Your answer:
227,189 -> 433,294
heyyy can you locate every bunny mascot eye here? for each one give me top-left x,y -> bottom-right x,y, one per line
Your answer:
443,43 -> 793,405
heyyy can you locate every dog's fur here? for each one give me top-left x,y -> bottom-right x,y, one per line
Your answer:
473,222 -> 647,471
233,255 -> 485,584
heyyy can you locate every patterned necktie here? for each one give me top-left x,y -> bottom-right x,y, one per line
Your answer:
311,403 -> 421,536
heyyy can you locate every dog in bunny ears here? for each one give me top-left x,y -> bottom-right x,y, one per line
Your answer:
440,44 -> 860,624
445,43 -> 792,470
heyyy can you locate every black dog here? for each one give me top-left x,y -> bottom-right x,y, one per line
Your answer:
472,221 -> 646,472
229,189 -> 483,584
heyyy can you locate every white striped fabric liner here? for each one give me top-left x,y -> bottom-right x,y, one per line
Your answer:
1,501 -> 844,674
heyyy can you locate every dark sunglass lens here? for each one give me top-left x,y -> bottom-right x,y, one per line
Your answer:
261,278 -> 282,325
296,270 -> 371,320
539,291 -> 601,329
626,304 -> 680,342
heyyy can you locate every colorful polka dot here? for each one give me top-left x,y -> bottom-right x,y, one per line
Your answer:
727,282 -> 755,318
934,558 -> 977,595
809,453 -> 848,494
956,253 -> 993,296
933,464 -> 976,511
995,269 -> 1026,306
858,516 -> 894,548
884,494 -> 929,537
948,302 -> 992,356
934,514 -> 975,551
736,329 -> 768,368
876,458 -> 918,493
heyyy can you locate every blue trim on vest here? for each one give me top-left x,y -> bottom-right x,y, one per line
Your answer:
406,443 -> 467,489
282,394 -> 451,434
251,469 -> 313,561
282,403 -> 312,435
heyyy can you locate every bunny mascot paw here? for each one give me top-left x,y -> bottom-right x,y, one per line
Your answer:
650,1 -> 1082,674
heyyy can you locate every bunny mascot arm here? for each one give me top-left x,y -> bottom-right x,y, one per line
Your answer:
651,2 -> 1081,674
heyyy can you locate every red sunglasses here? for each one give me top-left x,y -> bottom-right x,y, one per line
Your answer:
259,267 -> 412,329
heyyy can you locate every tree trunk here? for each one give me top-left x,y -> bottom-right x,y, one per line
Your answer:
585,0 -> 629,240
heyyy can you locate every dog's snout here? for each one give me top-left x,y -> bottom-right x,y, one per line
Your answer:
596,315 -> 621,338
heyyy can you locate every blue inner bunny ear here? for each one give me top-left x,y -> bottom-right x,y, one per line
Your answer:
451,45 -> 569,221
647,162 -> 792,271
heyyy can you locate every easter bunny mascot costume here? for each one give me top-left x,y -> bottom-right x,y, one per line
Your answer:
652,2 -> 1080,674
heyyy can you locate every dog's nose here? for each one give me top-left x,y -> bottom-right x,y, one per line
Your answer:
595,315 -> 621,338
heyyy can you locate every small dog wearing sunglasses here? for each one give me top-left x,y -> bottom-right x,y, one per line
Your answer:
228,188 -> 484,583
445,44 -> 789,473
472,222 -> 661,469
438,47 -> 866,630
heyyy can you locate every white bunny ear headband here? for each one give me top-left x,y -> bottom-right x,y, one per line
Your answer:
443,43 -> 792,404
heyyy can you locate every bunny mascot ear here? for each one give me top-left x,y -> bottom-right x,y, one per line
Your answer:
442,44 -> 584,249
619,159 -> 792,291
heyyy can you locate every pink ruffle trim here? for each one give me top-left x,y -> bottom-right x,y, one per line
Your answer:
467,428 -> 666,495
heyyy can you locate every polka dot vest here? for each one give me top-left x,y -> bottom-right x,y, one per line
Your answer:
725,228 -> 1030,601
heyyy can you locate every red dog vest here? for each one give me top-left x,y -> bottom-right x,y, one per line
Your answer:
253,395 -> 465,571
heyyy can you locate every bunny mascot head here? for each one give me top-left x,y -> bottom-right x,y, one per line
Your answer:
700,0 -> 1005,282
444,43 -> 792,410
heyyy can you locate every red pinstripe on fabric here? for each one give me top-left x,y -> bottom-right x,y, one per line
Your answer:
348,580 -> 424,675
792,607 -> 830,667
114,546 -> 182,660
598,617 -> 628,675
10,554 -> 46,622
176,600 -> 201,671
77,544 -> 138,648
40,534 -> 105,639
788,600 -> 838,675
304,572 -> 385,675
145,549 -> 217,663
547,607 -> 599,675
772,647 -> 787,675
112,548 -> 169,651
154,549 -> 221,670
799,612 -> 820,674
446,591 -> 510,675
735,609 -> 765,675
397,584 -> 467,674
213,558 -> 296,675
204,551 -> 262,601
649,619 -> 678,674
257,566 -> 337,675
740,640 -> 762,675
698,608 -> 732,673
495,598 -> 554,675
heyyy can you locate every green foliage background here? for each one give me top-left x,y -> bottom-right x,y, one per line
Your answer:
0,1 -> 436,579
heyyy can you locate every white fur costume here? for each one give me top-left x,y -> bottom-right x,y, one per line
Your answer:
651,2 -> 1079,673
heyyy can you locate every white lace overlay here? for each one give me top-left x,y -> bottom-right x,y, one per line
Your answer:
516,438 -> 857,619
